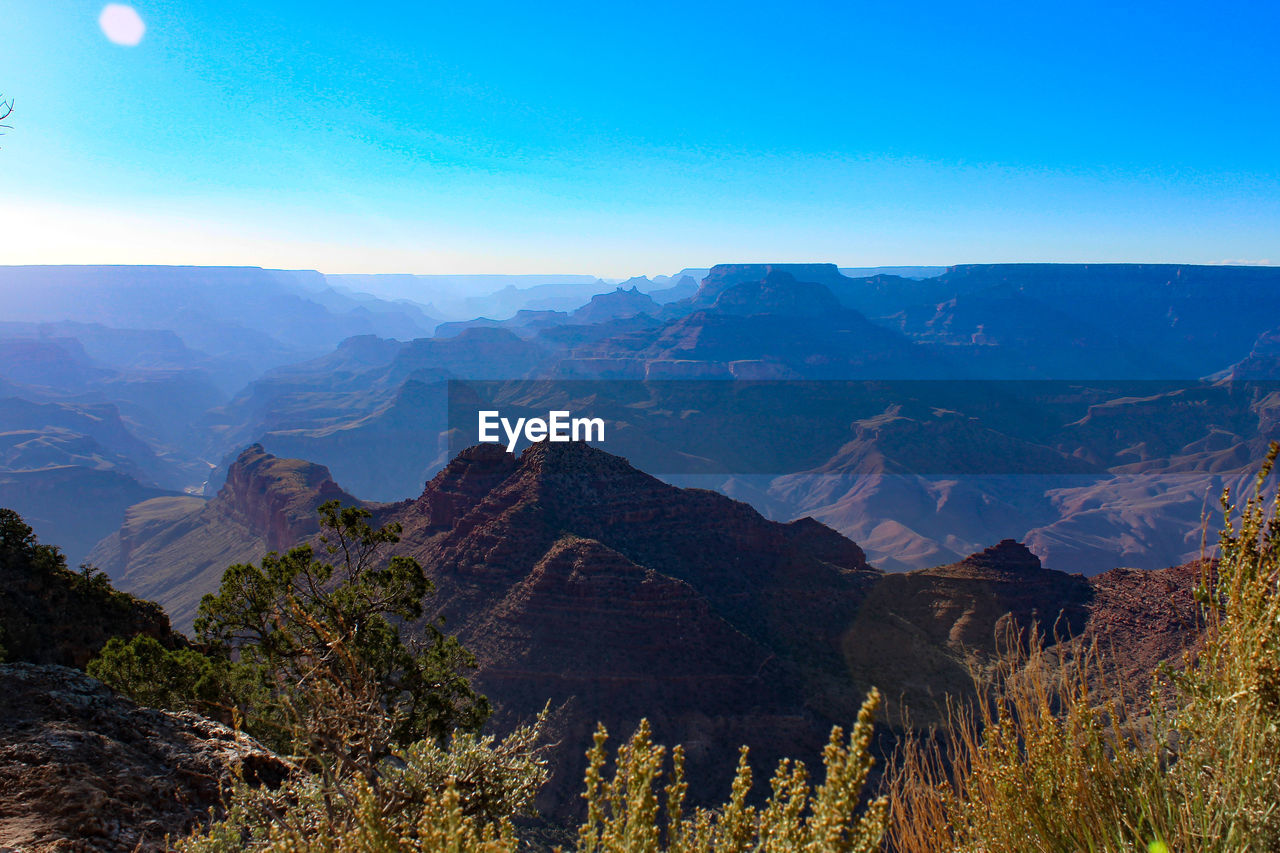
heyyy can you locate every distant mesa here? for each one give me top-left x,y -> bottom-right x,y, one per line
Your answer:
570,286 -> 660,324
686,263 -> 849,310
646,274 -> 699,304
709,269 -> 843,317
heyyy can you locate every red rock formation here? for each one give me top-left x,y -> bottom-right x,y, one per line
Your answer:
385,440 -> 879,816
89,444 -> 365,632
217,443 -> 355,552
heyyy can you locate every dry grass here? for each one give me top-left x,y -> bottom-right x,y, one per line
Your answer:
886,447 -> 1280,853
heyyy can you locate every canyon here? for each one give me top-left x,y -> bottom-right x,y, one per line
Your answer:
87,440 -> 1207,816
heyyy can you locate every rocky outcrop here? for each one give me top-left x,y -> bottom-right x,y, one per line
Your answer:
401,442 -> 519,531
0,664 -> 290,852
88,444 -> 364,632
841,540 -> 1095,723
402,441 -> 877,654
1076,560 -> 1206,689
217,443 -> 354,552
841,542 -> 1206,725
937,538 -> 1045,576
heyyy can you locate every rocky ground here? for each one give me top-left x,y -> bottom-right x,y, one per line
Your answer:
0,664 -> 290,853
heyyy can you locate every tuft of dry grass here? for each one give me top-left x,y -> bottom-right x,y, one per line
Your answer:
886,446 -> 1280,853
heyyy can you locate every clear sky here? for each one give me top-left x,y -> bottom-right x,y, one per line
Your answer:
2,0 -> 1278,277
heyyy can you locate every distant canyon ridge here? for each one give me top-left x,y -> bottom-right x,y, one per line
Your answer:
3,261 -> 1280,574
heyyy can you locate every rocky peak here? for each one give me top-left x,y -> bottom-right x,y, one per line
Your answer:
407,440 -> 877,643
516,437 -> 640,480
571,286 -> 660,324
414,442 -> 519,527
961,538 -> 1043,573
392,442 -> 880,815
217,444 -> 355,552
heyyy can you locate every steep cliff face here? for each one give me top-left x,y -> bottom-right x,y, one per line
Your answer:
89,444 -> 364,632
0,664 -> 289,853
217,443 -> 353,552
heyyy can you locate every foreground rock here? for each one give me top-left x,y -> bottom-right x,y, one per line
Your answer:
0,664 -> 290,853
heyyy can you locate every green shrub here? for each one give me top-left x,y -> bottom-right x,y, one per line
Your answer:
193,500 -> 489,754
89,635 -> 230,716
89,500 -> 489,757
178,712 -> 551,852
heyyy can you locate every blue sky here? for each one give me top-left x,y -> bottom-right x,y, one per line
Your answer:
3,0 -> 1278,276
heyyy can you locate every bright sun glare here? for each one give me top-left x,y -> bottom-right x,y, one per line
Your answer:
99,3 -> 145,47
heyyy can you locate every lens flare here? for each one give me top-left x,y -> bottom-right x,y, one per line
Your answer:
99,4 -> 145,47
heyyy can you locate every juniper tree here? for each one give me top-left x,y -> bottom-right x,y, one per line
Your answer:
93,501 -> 489,762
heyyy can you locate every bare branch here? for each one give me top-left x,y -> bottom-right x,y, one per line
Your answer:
0,95 -> 13,144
